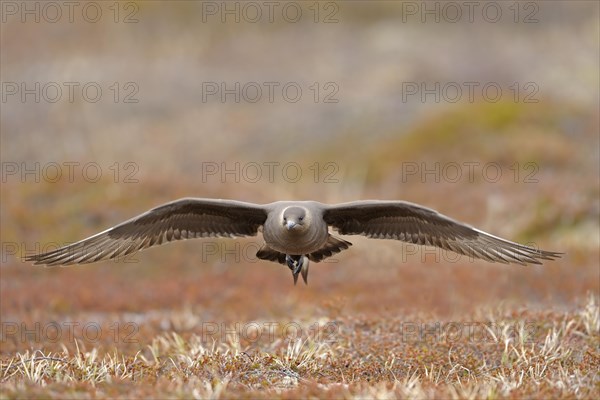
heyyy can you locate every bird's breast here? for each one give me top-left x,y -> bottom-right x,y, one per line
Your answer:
263,222 -> 328,255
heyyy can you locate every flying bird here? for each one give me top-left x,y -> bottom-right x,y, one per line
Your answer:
25,198 -> 562,284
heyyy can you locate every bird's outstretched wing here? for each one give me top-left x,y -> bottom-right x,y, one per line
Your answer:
322,200 -> 562,265
26,198 -> 268,266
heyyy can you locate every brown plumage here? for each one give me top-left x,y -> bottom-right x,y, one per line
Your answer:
25,198 -> 562,284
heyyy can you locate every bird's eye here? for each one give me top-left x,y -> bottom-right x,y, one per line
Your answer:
283,217 -> 287,221
299,216 -> 303,221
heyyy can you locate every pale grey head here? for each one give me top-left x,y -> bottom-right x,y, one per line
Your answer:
282,206 -> 307,231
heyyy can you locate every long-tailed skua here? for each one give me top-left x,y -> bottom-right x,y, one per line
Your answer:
25,198 -> 562,284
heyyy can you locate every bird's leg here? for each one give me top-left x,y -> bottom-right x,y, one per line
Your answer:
285,255 -> 306,285
286,254 -> 303,274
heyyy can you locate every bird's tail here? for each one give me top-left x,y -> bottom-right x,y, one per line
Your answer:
293,256 -> 310,285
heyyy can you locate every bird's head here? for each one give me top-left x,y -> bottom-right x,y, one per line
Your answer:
282,206 -> 307,232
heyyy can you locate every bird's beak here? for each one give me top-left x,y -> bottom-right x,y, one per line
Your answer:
286,220 -> 297,230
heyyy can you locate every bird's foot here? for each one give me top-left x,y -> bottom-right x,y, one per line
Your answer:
286,255 -> 308,285
286,255 -> 303,274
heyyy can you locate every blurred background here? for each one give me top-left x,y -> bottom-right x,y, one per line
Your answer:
1,1 -> 598,353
